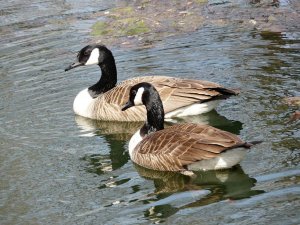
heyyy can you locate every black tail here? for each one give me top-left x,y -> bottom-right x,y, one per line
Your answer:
244,141 -> 263,148
213,87 -> 240,96
206,87 -> 240,101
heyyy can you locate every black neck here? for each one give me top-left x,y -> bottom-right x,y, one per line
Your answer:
140,91 -> 165,137
88,56 -> 117,98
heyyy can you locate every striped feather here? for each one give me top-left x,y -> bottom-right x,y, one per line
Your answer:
131,124 -> 245,171
91,76 -> 238,121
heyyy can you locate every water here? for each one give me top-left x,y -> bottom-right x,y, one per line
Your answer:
1,1 -> 299,224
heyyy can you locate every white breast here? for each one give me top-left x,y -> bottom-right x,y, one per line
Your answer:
73,88 -> 96,119
187,148 -> 247,171
165,100 -> 220,118
128,129 -> 143,158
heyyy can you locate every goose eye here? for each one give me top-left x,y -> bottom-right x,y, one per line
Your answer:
84,51 -> 90,56
132,90 -> 137,96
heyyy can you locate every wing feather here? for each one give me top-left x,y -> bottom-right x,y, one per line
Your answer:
92,76 -> 238,121
132,124 -> 245,171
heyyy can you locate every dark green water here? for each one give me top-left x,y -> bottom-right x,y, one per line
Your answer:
1,1 -> 299,224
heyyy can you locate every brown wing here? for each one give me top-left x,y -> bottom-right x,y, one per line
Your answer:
92,76 -> 238,121
153,77 -> 238,113
132,124 -> 245,171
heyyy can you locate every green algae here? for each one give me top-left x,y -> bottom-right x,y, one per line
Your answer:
119,18 -> 150,36
91,21 -> 110,36
91,18 -> 150,37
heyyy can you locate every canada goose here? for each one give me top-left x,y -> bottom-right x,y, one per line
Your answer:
122,82 -> 261,171
65,45 -> 239,121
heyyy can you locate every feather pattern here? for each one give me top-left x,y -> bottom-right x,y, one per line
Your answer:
131,123 -> 246,171
91,76 -> 237,121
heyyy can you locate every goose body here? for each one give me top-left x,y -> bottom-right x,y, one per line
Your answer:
65,45 -> 238,122
122,82 -> 260,172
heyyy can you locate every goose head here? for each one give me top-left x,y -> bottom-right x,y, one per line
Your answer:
65,45 -> 114,71
122,82 -> 165,135
121,82 -> 154,111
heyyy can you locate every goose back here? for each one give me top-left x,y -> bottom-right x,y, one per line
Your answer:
91,76 -> 237,121
131,123 -> 246,171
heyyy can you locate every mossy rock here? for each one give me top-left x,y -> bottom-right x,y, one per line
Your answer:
91,21 -> 111,36
92,18 -> 150,37
118,18 -> 150,36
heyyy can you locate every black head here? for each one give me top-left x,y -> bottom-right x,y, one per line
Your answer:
121,82 -> 160,111
65,45 -> 114,71
122,82 -> 165,133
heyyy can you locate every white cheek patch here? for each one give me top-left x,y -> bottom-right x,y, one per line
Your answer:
134,87 -> 144,106
85,48 -> 100,65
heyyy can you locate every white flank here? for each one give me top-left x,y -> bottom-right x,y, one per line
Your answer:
73,88 -> 96,119
134,87 -> 144,106
187,148 -> 247,171
85,48 -> 100,65
165,100 -> 220,118
128,129 -> 143,158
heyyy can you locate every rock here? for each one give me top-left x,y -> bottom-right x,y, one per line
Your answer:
288,111 -> 300,122
284,97 -> 300,106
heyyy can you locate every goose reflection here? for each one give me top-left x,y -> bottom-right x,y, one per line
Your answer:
135,164 -> 262,199
135,165 -> 264,221
167,110 -> 243,134
75,109 -> 243,140
81,136 -> 129,174
76,115 -> 143,173
75,115 -> 143,140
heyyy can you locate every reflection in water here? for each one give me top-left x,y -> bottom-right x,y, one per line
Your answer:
76,115 -> 141,173
134,164 -> 191,194
168,110 -> 243,134
75,109 -> 243,139
75,115 -> 143,140
135,164 -> 262,197
135,164 -> 264,222
80,137 -> 129,174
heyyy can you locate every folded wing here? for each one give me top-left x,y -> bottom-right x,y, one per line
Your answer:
92,76 -> 238,121
132,124 -> 246,171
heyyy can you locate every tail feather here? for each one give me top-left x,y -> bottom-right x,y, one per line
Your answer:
205,87 -> 240,102
213,87 -> 240,96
